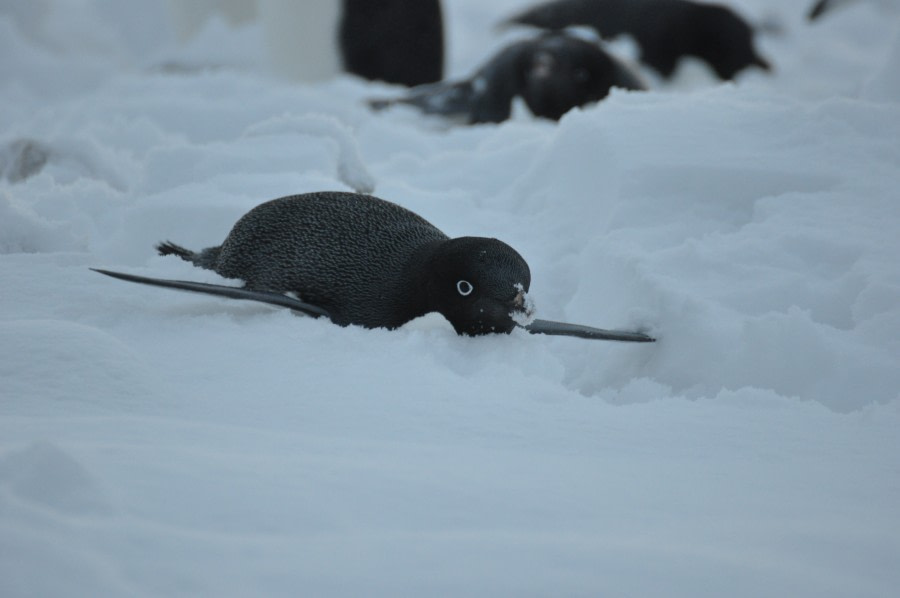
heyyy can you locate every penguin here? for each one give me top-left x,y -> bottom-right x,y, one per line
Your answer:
340,0 -> 444,86
93,192 -> 654,342
166,0 -> 443,86
369,32 -> 645,124
503,0 -> 771,81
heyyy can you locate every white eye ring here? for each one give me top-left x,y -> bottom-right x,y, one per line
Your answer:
456,280 -> 474,296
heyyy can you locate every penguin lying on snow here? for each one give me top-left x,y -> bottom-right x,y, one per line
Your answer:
369,32 -> 645,124
94,192 -> 654,342
504,0 -> 771,81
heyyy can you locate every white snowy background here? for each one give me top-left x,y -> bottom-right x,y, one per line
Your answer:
1,0 -> 899,596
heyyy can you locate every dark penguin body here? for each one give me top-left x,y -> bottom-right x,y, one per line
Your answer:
369,32 -> 645,124
505,0 -> 771,81
157,192 -> 532,335
340,0 -> 444,87
95,193 -> 655,342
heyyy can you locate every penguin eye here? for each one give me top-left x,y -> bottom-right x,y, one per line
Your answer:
456,280 -> 474,296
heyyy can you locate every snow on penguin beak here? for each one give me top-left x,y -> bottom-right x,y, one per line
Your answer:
509,283 -> 536,327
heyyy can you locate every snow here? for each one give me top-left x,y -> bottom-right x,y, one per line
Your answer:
1,1 -> 899,596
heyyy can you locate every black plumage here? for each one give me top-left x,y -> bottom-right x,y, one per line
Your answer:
505,0 -> 771,81
340,0 -> 444,87
95,192 -> 655,342
369,32 -> 645,124
156,192 -> 532,335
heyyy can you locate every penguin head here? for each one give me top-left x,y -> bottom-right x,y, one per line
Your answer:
520,35 -> 616,121
427,237 -> 534,336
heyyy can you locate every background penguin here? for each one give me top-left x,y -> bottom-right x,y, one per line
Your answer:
504,0 -> 771,81
369,32 -> 645,124
94,192 -> 654,342
166,0 -> 444,86
340,0 -> 444,86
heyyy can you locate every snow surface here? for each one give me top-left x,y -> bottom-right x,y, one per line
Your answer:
2,1 -> 900,596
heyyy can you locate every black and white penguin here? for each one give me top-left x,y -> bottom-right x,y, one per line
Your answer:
369,32 -> 645,124
94,192 -> 654,342
504,0 -> 771,81
167,0 -> 444,86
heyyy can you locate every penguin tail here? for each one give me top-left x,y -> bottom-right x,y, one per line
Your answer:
156,241 -> 195,261
157,241 -> 222,270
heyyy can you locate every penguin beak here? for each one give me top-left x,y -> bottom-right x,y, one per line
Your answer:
509,286 -> 536,326
530,51 -> 556,80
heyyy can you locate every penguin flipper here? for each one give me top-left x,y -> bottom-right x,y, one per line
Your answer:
369,80 -> 481,120
524,318 -> 655,342
91,268 -> 331,319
